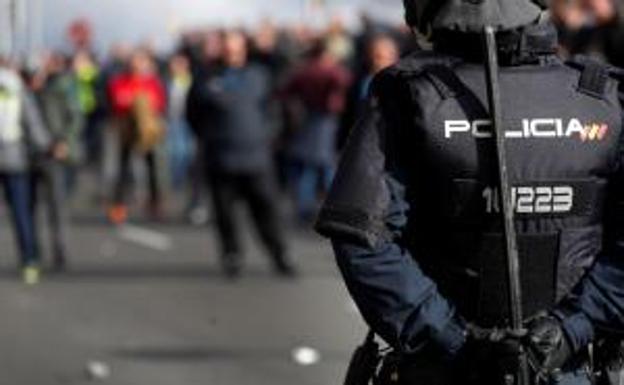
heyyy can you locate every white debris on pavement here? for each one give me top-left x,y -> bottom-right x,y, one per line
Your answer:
291,346 -> 321,366
85,360 -> 111,381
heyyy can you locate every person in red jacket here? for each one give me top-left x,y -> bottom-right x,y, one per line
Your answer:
108,49 -> 166,223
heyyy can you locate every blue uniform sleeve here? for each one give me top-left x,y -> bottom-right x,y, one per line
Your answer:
331,174 -> 466,357
316,86 -> 466,357
556,255 -> 623,352
556,84 -> 624,350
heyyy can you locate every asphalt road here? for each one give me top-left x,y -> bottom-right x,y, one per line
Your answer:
0,208 -> 366,385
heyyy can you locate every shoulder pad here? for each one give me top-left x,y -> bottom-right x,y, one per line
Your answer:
381,51 -> 463,77
371,51 -> 463,101
607,65 -> 624,82
566,55 -> 620,99
567,55 -> 623,77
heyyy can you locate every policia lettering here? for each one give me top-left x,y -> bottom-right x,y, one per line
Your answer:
445,119 -> 609,141
482,185 -> 574,215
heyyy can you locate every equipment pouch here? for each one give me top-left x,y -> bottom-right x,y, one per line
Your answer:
344,331 -> 382,385
596,340 -> 624,385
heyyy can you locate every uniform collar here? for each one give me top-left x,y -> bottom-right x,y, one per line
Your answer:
433,19 -> 558,66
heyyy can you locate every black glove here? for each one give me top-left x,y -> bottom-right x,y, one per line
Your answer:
526,313 -> 573,376
596,338 -> 624,372
458,324 -> 525,385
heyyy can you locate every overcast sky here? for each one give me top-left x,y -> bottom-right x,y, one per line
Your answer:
36,0 -> 402,53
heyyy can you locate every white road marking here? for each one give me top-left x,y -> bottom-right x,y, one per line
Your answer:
117,224 -> 173,252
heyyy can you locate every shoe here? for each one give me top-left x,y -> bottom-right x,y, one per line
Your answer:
222,254 -> 243,279
146,201 -> 164,222
52,253 -> 68,272
274,256 -> 298,278
108,204 -> 128,225
22,266 -> 41,286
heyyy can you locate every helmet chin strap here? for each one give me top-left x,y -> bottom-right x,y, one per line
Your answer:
423,24 -> 434,40
532,0 -> 550,8
410,24 -> 433,40
407,26 -> 436,51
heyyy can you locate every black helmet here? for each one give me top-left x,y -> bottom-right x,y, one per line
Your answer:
404,0 -> 546,34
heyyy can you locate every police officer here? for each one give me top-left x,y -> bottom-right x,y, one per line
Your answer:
315,0 -> 624,384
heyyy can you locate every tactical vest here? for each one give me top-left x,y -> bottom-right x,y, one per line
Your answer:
385,54 -> 624,328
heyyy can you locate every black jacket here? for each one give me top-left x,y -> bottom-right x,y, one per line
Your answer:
186,64 -> 273,174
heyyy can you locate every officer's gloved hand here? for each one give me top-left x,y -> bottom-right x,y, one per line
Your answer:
595,338 -> 624,385
526,313 -> 573,376
458,323 -> 525,384
596,338 -> 624,372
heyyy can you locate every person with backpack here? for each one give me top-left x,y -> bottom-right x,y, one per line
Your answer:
107,50 -> 166,224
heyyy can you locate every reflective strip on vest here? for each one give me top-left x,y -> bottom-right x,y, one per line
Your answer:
0,89 -> 23,143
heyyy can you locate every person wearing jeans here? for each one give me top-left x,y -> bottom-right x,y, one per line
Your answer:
286,110 -> 336,223
0,63 -> 51,284
281,41 -> 350,223
1,174 -> 39,267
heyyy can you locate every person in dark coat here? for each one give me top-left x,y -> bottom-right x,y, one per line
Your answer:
32,52 -> 85,270
339,34 -> 399,150
186,30 -> 296,278
553,0 -> 624,65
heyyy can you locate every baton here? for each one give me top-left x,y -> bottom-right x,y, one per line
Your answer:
483,26 -> 530,385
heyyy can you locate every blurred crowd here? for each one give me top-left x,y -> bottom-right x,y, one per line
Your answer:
0,2 -> 623,283
0,15 -> 410,282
